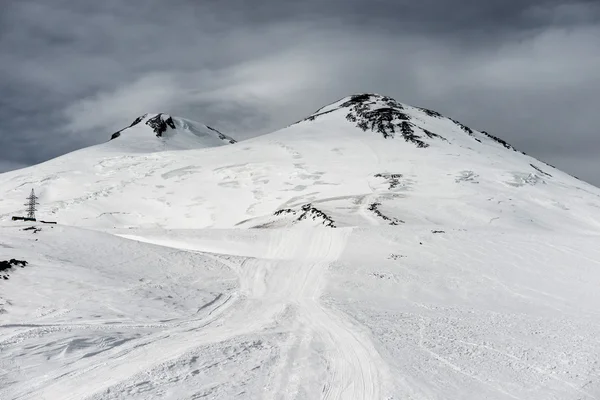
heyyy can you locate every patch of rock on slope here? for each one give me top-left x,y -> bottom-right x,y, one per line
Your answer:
0,259 -> 28,280
205,125 -> 237,144
367,202 -> 404,226
236,203 -> 338,229
275,204 -> 336,227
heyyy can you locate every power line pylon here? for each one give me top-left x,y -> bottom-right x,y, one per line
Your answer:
24,189 -> 39,220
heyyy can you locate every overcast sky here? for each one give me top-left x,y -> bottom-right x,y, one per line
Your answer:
1,0 -> 599,185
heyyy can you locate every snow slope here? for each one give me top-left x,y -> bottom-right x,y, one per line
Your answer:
1,94 -> 600,399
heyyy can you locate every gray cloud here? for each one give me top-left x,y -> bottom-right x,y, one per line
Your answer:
0,0 -> 599,186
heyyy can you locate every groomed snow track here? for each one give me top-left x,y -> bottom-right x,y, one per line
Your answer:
83,228 -> 389,400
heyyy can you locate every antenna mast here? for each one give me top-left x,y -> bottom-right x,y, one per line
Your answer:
24,189 -> 39,220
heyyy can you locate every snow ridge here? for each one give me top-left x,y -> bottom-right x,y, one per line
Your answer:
106,113 -> 236,151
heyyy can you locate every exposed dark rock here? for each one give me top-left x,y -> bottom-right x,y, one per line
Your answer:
146,113 -> 176,137
206,126 -> 237,144
274,204 -> 336,228
417,107 -> 443,118
400,122 -> 428,148
480,130 -> 528,155
421,128 -> 447,141
110,114 -> 148,141
0,259 -> 28,280
449,118 -> 474,135
339,94 -> 432,147
341,93 -> 376,106
530,164 -> 552,177
273,208 -> 294,216
388,254 -> 406,260
368,202 -> 404,225
129,114 -> 147,128
296,94 -> 434,147
481,131 -> 517,151
10,259 -> 27,267
432,230 -> 445,234
110,113 -> 234,144
298,204 -> 336,227
294,94 -> 542,157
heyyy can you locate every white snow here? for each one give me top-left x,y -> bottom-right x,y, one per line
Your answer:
1,94 -> 600,399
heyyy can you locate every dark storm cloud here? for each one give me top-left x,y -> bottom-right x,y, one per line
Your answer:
0,0 -> 599,185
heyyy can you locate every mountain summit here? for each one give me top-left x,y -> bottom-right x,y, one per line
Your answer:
107,112 -> 236,152
298,93 -> 520,151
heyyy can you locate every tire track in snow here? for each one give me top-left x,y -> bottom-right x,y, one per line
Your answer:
260,228 -> 388,400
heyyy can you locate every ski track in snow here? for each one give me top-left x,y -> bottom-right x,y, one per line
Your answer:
5,228 -> 387,400
123,228 -> 388,400
263,228 -> 385,400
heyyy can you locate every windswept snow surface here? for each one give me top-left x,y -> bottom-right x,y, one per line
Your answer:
1,94 -> 600,399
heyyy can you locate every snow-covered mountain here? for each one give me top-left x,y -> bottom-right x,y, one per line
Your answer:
108,112 -> 236,152
1,94 -> 600,400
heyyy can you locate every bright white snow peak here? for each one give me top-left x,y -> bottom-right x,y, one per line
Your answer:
298,93 -> 523,152
107,112 -> 236,152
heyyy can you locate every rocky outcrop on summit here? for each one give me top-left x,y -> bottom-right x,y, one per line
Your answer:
146,113 -> 177,137
107,113 -> 236,150
301,93 -> 524,153
341,94 -> 431,148
110,113 -> 177,139
301,94 -> 457,148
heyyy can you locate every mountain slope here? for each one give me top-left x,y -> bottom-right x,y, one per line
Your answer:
0,94 -> 597,231
1,94 -> 600,400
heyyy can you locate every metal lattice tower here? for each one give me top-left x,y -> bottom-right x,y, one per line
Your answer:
24,189 -> 39,220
